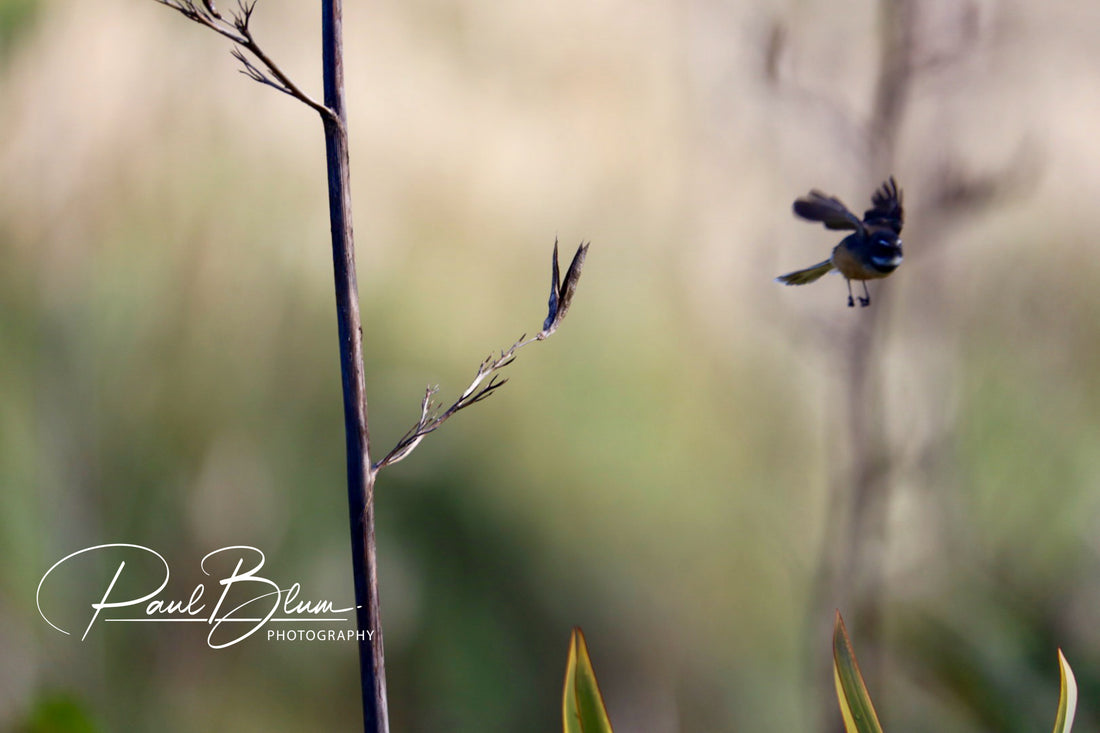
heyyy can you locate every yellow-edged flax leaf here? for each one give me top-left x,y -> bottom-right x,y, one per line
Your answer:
1052,649 -> 1077,733
562,627 -> 614,733
833,612 -> 884,733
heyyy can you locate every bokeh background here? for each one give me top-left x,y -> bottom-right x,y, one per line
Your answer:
3,0 -> 1100,731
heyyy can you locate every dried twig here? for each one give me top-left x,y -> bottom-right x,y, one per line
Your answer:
154,0 -> 335,123
373,342 -> 523,471
152,3 -> 592,728
153,1 -> 381,729
373,240 -> 590,474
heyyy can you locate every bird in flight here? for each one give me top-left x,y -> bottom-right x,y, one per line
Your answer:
776,177 -> 904,307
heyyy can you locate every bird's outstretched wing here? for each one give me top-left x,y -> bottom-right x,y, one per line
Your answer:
863,177 -> 903,234
792,191 -> 864,232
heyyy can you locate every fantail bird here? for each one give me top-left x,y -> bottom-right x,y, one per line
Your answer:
776,177 -> 904,307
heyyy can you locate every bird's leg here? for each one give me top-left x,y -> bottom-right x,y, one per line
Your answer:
859,281 -> 871,307
846,280 -> 855,308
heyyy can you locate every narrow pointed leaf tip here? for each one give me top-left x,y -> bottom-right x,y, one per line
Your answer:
833,612 -> 884,733
1052,649 -> 1077,733
541,241 -> 590,339
544,239 -> 562,332
562,627 -> 614,733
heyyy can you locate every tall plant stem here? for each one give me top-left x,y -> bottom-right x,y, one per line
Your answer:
320,1 -> 389,731
154,6 -> 587,730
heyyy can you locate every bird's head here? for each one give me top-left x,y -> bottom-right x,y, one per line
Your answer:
868,230 -> 903,273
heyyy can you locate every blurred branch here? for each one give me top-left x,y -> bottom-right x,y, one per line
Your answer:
924,140 -> 1040,223
906,4 -> 983,77
762,19 -> 870,161
374,241 -> 590,474
764,3 -> 993,170
789,4 -> 1037,732
836,1 -> 920,683
867,0 -> 916,165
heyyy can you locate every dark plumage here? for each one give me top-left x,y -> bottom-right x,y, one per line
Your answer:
777,178 -> 904,307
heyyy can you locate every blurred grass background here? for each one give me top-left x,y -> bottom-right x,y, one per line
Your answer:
3,0 -> 1100,731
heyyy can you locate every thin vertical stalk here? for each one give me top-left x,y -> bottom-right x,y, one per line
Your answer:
320,1 -> 389,731
155,5 -> 586,729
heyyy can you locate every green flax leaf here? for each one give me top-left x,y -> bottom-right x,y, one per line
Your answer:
562,627 -> 614,733
1051,649 -> 1077,733
833,612 -> 885,733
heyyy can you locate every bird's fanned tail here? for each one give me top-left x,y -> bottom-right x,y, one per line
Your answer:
775,259 -> 834,285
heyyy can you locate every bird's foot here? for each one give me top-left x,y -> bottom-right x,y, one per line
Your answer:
847,295 -> 855,308
859,296 -> 871,307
